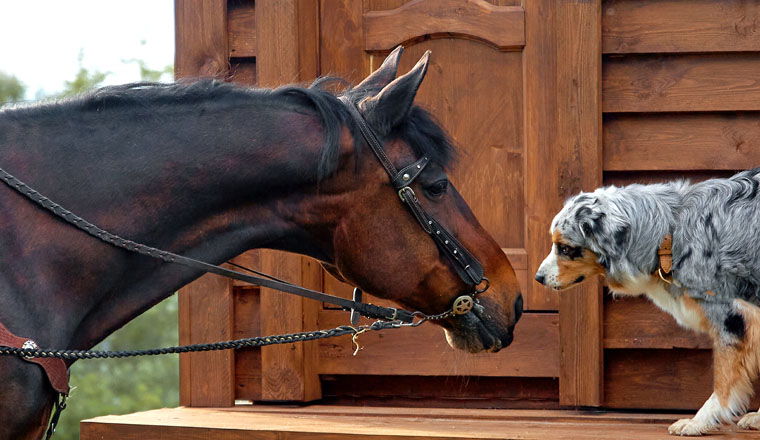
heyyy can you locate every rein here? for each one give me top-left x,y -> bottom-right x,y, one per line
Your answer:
0,99 -> 489,439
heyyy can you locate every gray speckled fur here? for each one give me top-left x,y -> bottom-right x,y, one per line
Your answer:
553,168 -> 760,341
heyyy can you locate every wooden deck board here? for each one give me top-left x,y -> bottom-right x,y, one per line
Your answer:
80,406 -> 759,439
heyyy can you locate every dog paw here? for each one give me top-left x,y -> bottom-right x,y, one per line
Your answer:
738,412 -> 760,430
668,418 -> 713,436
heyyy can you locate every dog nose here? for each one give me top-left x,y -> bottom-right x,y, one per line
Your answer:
514,293 -> 523,322
535,273 -> 545,285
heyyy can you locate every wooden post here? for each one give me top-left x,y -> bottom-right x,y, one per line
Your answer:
524,0 -> 603,406
175,0 -> 235,407
255,0 -> 321,401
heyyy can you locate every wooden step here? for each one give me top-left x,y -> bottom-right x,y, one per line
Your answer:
80,405 -> 759,439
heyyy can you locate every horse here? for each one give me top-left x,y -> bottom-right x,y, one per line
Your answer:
0,47 -> 523,438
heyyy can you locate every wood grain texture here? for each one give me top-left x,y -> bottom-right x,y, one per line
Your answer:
175,0 -> 233,407
317,311 -> 559,377
603,349 -> 760,410
321,376 -> 558,409
524,0 -> 603,405
363,0 -> 525,51
178,273 -> 235,407
228,0 -> 256,57
604,170 -> 739,187
254,0 -> 321,402
604,113 -> 760,171
232,286 -> 261,401
604,295 -> 712,349
80,406 -> 760,439
175,0 -> 228,79
603,0 -> 760,54
259,250 -> 320,401
398,41 -> 525,251
603,54 -> 760,113
229,58 -> 257,87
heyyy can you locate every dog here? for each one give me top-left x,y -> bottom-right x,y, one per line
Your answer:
535,168 -> 760,436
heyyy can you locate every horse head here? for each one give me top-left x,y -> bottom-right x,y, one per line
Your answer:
307,48 -> 523,353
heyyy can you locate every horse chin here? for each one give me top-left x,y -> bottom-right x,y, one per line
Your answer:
442,307 -> 514,353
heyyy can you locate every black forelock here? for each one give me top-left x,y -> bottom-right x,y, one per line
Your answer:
7,78 -> 456,181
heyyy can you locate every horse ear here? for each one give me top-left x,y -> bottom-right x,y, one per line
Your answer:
354,46 -> 404,92
361,50 -> 431,133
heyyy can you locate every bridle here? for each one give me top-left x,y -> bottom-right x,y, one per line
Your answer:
343,100 -> 489,323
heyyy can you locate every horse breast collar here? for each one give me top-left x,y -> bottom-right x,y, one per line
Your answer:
0,321 -> 69,394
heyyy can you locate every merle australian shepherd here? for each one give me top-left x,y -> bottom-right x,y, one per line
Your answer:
535,168 -> 760,436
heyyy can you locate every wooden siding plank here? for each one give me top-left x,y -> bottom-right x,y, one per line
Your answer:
524,0 -> 603,405
321,376 -> 558,409
178,274 -> 235,407
603,0 -> 760,54
603,54 -> 760,113
254,0 -> 321,402
228,0 -> 256,57
81,406 -> 760,439
175,0 -> 228,79
604,113 -> 760,171
175,0 -> 232,408
604,296 -> 712,349
363,0 -> 525,51
317,311 -> 559,377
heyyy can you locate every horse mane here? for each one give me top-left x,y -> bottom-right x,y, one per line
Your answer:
2,78 -> 456,180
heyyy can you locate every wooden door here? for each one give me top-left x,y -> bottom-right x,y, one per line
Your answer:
177,0 -> 604,407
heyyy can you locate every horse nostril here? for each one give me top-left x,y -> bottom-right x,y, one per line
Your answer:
535,273 -> 545,285
514,293 -> 523,322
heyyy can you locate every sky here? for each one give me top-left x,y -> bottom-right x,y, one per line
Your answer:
0,1 -> 175,100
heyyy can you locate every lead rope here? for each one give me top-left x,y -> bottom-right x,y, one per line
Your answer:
44,394 -> 66,440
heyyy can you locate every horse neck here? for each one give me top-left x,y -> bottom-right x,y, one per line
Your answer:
0,98 -> 335,351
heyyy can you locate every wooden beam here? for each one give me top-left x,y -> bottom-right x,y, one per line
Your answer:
604,296 -> 712,349
603,54 -> 760,113
178,274 -> 235,407
604,113 -> 760,171
254,0 -> 321,402
228,0 -> 257,58
603,0 -> 760,54
174,0 -> 233,408
363,0 -> 525,51
524,0 -> 603,406
317,312 -> 559,377
175,0 -> 228,79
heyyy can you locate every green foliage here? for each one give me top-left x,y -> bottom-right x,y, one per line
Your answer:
59,50 -> 110,97
0,71 -> 26,104
124,57 -> 174,82
54,294 -> 179,440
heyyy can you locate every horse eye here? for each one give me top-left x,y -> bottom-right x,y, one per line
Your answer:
425,180 -> 448,198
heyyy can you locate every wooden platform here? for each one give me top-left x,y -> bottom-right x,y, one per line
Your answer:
80,406 -> 759,439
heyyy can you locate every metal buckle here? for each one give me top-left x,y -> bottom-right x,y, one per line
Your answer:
398,186 -> 415,201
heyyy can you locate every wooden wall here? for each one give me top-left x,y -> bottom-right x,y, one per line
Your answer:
600,0 -> 760,410
175,0 -> 760,412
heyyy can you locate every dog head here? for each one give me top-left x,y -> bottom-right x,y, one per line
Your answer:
535,189 -> 634,290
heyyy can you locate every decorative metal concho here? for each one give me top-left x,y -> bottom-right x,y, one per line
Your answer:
21,339 -> 39,360
452,295 -> 474,315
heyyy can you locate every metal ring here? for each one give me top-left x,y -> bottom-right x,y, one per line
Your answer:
474,276 -> 490,295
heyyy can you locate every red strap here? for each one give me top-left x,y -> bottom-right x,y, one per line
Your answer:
0,321 -> 69,395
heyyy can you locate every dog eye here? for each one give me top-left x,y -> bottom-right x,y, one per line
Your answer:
425,180 -> 448,198
557,245 -> 571,256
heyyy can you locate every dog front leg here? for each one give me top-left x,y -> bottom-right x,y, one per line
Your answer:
670,304 -> 758,436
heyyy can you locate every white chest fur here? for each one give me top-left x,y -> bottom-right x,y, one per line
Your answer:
610,275 -> 707,333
